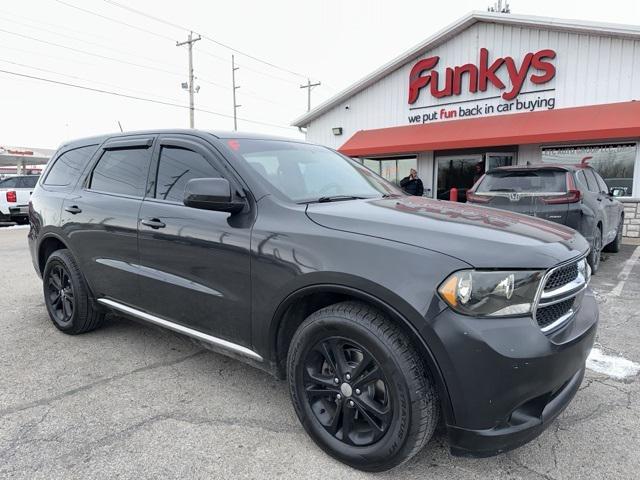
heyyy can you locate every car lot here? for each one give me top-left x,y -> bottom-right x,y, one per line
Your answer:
1,227 -> 639,480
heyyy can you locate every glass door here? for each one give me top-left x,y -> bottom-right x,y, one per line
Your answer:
436,155 -> 483,202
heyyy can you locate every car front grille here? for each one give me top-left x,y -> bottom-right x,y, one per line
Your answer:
544,263 -> 579,291
536,298 -> 575,330
534,257 -> 590,333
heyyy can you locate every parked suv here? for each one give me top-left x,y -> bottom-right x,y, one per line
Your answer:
0,174 -> 39,224
467,164 -> 624,272
29,131 -> 597,471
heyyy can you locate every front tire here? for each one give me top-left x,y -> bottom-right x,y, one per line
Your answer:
587,225 -> 602,274
603,216 -> 623,253
43,249 -> 104,334
287,301 -> 438,472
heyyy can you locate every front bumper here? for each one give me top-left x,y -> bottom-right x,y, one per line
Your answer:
425,288 -> 598,457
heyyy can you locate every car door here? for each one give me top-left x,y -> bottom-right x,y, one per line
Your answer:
584,169 -> 613,241
136,135 -> 253,346
592,170 -> 618,242
60,136 -> 154,306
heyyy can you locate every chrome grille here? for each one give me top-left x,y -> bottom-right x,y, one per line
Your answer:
536,298 -> 575,329
545,263 -> 578,291
534,257 -> 590,333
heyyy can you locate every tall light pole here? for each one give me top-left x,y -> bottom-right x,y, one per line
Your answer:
176,31 -> 201,128
300,78 -> 321,112
231,55 -> 241,131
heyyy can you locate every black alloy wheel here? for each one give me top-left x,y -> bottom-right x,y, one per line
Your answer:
42,249 -> 104,334
303,337 -> 392,446
288,301 -> 439,472
589,226 -> 602,273
46,264 -> 75,326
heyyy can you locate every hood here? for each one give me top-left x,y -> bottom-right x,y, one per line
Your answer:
306,196 -> 589,269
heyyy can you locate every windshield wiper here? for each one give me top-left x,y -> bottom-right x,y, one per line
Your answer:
317,195 -> 368,203
489,188 -> 516,192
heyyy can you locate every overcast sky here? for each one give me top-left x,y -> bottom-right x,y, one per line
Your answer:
1,0 -> 639,149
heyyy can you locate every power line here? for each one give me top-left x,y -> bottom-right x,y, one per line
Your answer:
0,26 -> 185,77
0,13 -> 179,70
0,68 -> 298,131
54,0 -> 175,42
0,57 -> 185,104
100,0 -> 312,80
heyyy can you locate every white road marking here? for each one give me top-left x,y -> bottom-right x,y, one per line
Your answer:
586,348 -> 640,379
609,246 -> 640,297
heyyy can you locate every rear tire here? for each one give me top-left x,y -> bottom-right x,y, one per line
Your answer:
603,216 -> 623,253
43,249 -> 104,334
287,301 -> 439,472
587,225 -> 602,274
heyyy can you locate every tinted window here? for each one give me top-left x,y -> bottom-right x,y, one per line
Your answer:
18,176 -> 39,188
477,170 -> 567,193
575,171 -> 591,191
0,177 -> 19,188
155,146 -> 221,202
583,170 -> 600,193
44,145 -> 96,186
593,171 -> 609,193
90,148 -> 151,197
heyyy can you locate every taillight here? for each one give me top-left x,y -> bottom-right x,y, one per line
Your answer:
6,191 -> 17,203
541,173 -> 581,204
466,191 -> 490,203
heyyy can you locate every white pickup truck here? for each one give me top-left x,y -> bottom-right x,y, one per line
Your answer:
0,175 -> 40,224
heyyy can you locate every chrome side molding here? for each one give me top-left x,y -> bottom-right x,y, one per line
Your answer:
97,298 -> 263,362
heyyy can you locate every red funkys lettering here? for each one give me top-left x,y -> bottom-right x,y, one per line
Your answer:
408,48 -> 556,104
530,49 -> 556,84
478,47 -> 506,92
408,56 -> 439,104
503,52 -> 533,100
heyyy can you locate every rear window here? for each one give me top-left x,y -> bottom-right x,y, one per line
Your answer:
89,147 -> 151,197
0,177 -> 19,188
18,176 -> 39,188
477,170 -> 567,193
44,145 -> 97,186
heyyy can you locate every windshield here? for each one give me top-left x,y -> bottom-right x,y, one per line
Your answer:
226,139 -> 403,203
477,170 -> 567,193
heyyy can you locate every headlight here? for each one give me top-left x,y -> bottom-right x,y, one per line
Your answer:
438,270 -> 544,317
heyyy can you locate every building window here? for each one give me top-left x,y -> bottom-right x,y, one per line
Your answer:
361,157 -> 417,185
541,143 -> 636,197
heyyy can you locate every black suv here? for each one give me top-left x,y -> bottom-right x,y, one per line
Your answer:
467,164 -> 625,272
29,131 -> 597,471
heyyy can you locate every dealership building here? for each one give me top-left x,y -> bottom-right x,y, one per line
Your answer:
293,12 -> 640,238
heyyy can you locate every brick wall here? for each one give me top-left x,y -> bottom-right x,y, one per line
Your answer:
622,200 -> 640,238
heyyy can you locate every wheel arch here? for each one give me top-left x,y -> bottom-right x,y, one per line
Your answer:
270,283 -> 455,424
37,232 -> 70,274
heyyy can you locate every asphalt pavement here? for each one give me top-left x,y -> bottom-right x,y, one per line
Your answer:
1,226 -> 639,479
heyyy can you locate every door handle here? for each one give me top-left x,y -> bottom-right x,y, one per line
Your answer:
64,205 -> 82,214
141,218 -> 166,229
597,197 -> 602,202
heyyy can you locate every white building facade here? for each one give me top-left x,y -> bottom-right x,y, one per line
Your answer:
293,12 -> 640,238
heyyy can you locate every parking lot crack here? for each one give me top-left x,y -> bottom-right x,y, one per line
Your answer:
0,350 -> 207,418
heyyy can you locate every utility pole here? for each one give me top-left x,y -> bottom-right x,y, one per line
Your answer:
231,55 -> 241,131
300,78 -> 321,112
176,31 -> 201,128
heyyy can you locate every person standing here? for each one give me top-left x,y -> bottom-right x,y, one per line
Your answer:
400,168 -> 424,196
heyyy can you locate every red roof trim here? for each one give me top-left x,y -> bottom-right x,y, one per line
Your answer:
338,101 -> 640,157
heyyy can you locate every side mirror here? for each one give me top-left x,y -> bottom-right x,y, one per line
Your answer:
183,178 -> 245,213
609,187 -> 625,197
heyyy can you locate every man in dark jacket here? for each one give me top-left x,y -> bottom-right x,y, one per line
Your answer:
400,168 -> 424,196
